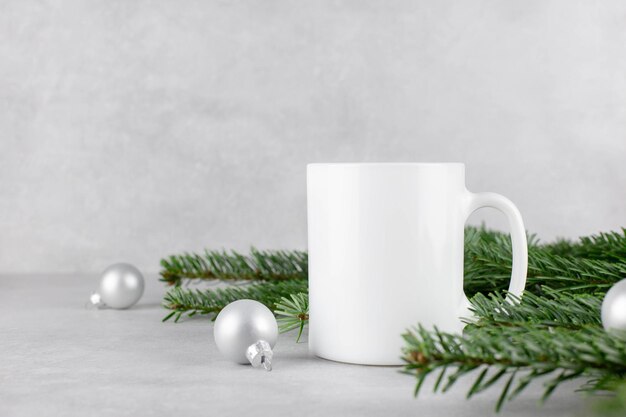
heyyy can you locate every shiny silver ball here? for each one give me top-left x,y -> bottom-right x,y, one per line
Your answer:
99,263 -> 145,309
214,300 -> 278,364
601,279 -> 626,333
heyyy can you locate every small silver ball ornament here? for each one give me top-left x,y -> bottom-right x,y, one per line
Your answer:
601,278 -> 626,333
214,299 -> 278,371
89,263 -> 145,309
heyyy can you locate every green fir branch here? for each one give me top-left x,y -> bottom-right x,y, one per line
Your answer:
275,293 -> 309,342
463,234 -> 626,295
160,248 -> 307,286
591,380 -> 626,416
402,324 -> 626,412
467,289 -> 602,329
162,279 -> 307,322
543,229 -> 626,262
402,289 -> 623,411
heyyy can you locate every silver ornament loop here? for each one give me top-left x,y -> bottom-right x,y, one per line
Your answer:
246,340 -> 274,371
85,292 -> 106,309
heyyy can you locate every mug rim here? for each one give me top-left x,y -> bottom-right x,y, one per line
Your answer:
307,162 -> 465,167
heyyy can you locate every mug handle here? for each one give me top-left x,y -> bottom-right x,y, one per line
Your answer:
465,192 -> 528,299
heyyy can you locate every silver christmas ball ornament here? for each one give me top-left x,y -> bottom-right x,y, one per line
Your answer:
601,278 -> 626,334
89,263 -> 145,309
214,299 -> 278,371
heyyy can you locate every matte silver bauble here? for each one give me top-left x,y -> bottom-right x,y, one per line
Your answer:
601,278 -> 626,333
97,263 -> 145,309
214,299 -> 278,371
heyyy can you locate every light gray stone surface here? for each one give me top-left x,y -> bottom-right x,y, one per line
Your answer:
1,0 -> 625,274
0,274 -> 591,417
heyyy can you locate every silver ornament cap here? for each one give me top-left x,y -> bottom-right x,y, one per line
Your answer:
601,278 -> 626,334
90,263 -> 145,309
214,299 -> 278,370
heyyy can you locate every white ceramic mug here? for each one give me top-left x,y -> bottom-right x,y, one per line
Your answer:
307,163 -> 527,365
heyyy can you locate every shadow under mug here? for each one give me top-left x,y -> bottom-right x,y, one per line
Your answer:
307,163 -> 527,365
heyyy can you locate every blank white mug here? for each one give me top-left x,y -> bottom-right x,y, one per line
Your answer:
307,163 -> 527,365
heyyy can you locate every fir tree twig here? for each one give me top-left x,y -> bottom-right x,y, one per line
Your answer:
162,279 -> 307,322
467,289 -> 602,329
275,293 -> 309,342
542,228 -> 626,262
463,230 -> 626,295
402,324 -> 626,412
160,248 -> 307,286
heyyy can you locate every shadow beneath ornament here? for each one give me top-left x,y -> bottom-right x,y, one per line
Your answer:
161,313 -> 215,323
128,302 -> 164,310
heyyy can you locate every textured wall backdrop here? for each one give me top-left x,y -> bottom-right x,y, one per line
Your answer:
1,0 -> 625,273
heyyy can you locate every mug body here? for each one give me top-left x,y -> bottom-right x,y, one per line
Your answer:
307,163 -> 469,365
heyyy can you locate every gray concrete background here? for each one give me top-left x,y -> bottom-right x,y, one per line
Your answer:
1,0 -> 625,273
